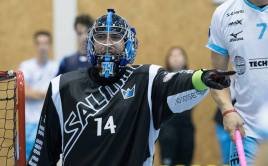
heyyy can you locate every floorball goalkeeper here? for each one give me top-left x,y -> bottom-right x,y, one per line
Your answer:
28,9 -> 234,166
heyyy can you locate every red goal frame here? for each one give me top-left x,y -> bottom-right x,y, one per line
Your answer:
16,71 -> 26,166
0,70 -> 26,166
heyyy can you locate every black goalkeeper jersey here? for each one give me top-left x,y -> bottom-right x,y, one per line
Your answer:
27,64 -> 208,166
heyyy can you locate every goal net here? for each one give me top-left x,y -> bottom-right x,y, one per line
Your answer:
0,71 -> 25,166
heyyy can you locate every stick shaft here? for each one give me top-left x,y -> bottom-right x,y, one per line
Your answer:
235,129 -> 247,166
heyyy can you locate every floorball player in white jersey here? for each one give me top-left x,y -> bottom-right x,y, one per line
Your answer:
207,0 -> 268,165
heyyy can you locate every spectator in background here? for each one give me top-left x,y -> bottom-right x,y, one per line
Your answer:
214,77 -> 235,164
158,47 -> 195,166
19,31 -> 58,160
57,14 -> 94,75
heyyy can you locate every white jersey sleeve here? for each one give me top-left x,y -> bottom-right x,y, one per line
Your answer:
207,7 -> 229,56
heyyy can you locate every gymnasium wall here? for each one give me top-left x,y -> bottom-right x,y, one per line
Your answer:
0,0 -> 53,70
0,0 -> 222,165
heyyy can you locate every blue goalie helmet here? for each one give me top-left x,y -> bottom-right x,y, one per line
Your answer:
87,9 -> 138,78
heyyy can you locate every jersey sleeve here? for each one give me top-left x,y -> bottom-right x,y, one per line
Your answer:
150,66 -> 209,129
206,8 -> 229,56
27,84 -> 62,166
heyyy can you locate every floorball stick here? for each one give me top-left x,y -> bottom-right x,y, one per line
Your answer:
235,129 -> 247,166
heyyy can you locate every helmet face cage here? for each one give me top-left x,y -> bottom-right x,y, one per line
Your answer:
87,9 -> 137,78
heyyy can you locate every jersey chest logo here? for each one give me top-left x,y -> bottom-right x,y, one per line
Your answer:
229,30 -> 244,42
121,85 -> 135,99
228,19 -> 243,27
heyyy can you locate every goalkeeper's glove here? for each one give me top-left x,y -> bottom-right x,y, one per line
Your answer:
192,69 -> 236,90
201,69 -> 235,90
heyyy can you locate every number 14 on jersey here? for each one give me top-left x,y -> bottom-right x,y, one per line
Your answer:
94,116 -> 117,136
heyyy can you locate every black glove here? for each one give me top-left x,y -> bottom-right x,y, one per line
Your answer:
201,69 -> 236,90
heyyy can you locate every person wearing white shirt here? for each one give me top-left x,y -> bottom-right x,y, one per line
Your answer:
19,31 -> 58,160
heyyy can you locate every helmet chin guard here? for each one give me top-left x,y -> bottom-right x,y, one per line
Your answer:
87,9 -> 137,78
100,55 -> 116,78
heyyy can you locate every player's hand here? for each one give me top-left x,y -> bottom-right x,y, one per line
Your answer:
201,69 -> 236,90
223,111 -> 245,142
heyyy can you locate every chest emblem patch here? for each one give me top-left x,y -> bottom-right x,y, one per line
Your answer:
121,85 -> 136,99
